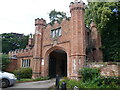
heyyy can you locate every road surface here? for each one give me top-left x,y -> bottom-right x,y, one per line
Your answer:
2,78 -> 56,90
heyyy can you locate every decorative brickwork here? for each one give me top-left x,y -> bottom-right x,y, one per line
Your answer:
8,0 -> 103,79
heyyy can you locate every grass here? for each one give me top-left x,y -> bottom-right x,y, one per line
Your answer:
17,76 -> 50,83
17,78 -> 33,83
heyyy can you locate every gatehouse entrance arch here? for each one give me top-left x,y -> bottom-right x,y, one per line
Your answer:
48,49 -> 67,78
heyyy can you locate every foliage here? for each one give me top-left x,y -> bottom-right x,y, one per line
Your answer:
17,78 -> 33,82
99,76 -> 120,87
85,2 -> 119,30
0,53 -> 11,71
17,76 -> 50,83
60,67 -> 120,88
1,33 -> 29,54
79,67 -> 100,82
49,9 -> 68,25
85,2 -> 120,61
60,77 -> 120,88
13,67 -> 32,78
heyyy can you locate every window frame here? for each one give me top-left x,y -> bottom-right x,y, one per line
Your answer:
51,27 -> 62,38
21,59 -> 31,67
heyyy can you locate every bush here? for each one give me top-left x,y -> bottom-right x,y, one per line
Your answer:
79,67 -> 100,82
60,67 -> 120,88
13,67 -> 32,78
60,79 -> 86,88
99,77 -> 120,87
78,67 -> 120,88
67,80 -> 80,88
1,54 -> 11,71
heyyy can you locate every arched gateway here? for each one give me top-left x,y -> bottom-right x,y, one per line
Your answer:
48,49 -> 67,78
43,46 -> 68,78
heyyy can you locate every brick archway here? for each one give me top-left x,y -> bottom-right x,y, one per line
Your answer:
43,46 -> 67,77
45,46 -> 67,57
49,49 -> 67,78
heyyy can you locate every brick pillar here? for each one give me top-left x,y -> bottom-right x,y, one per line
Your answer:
32,18 -> 46,78
28,38 -> 33,46
69,0 -> 86,79
26,36 -> 34,48
90,22 -> 103,62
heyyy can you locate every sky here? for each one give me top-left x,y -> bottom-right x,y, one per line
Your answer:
0,0 -> 88,35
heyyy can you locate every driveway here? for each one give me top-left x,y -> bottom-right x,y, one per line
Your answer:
3,78 -> 55,90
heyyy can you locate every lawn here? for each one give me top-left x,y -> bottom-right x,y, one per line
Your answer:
17,76 -> 50,83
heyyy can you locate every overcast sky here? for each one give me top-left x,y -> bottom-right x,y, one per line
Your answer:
0,0 -> 87,35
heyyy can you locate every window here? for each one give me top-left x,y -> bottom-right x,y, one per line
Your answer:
51,27 -> 62,38
22,59 -> 31,67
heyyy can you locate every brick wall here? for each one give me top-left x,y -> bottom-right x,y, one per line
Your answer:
100,64 -> 120,77
89,62 -> 120,77
6,59 -> 17,72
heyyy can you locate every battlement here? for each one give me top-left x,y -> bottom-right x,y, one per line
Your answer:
35,18 -> 46,26
9,48 -> 32,56
69,0 -> 85,13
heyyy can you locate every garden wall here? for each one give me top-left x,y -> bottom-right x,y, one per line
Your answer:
88,62 -> 120,77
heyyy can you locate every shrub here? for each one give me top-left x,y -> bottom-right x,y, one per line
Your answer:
78,67 -> 120,88
60,67 -> 120,88
60,79 -> 86,88
1,54 -> 11,71
79,67 -> 100,82
13,67 -> 32,78
67,80 -> 80,88
100,76 -> 120,87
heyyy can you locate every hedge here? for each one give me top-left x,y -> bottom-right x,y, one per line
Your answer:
13,67 -> 32,78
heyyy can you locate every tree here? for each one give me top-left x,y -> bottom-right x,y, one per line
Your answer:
0,54 -> 11,71
85,2 -> 120,62
1,33 -> 29,54
49,9 -> 68,25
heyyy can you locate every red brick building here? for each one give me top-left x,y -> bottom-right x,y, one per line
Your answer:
8,0 -> 103,79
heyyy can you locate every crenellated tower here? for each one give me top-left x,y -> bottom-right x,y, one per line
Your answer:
32,18 -> 46,78
70,0 -> 86,79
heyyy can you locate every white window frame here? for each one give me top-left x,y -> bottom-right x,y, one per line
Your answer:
51,27 -> 62,38
21,59 -> 31,67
